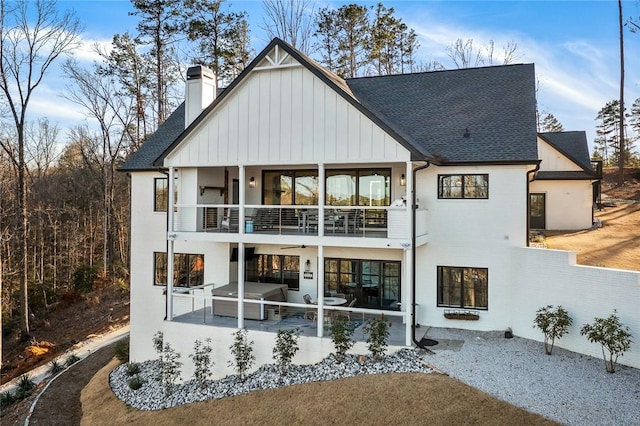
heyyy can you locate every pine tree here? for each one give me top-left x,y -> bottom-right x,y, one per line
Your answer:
541,113 -> 565,133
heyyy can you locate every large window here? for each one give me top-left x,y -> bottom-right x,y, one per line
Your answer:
324,258 -> 400,309
154,178 -> 168,211
438,174 -> 488,199
246,254 -> 300,291
262,170 -> 318,205
154,252 -> 204,287
326,169 -> 390,206
437,266 -> 488,309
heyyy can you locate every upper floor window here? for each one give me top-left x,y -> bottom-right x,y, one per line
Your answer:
154,178 -> 168,211
262,170 -> 318,205
246,254 -> 300,291
438,174 -> 488,199
326,169 -> 390,206
437,266 -> 488,310
154,252 -> 204,287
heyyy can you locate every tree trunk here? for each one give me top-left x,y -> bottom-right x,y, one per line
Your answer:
618,0 -> 625,186
18,130 -> 30,340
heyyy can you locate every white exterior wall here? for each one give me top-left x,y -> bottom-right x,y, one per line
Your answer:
530,180 -> 593,230
415,164 -> 529,331
537,139 -> 582,172
511,247 -> 640,369
165,63 -> 411,168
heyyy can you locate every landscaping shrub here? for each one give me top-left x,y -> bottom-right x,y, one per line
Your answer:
128,375 -> 144,390
273,328 -> 300,375
114,339 -> 129,362
364,315 -> 391,361
47,360 -> 65,376
190,338 -> 214,388
228,329 -> 255,382
533,305 -> 572,355
14,374 -> 36,400
329,316 -> 356,363
580,310 -> 633,373
65,354 -> 80,367
0,391 -> 16,410
126,362 -> 141,376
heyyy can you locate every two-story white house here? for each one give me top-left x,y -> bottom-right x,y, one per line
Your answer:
121,39 -> 639,375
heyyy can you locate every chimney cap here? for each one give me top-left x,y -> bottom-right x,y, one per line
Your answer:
187,65 -> 215,80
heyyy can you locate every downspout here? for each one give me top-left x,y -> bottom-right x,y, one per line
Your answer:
160,169 -> 169,320
411,160 -> 433,352
526,161 -> 541,247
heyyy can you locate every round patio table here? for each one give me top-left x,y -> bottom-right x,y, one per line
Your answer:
323,297 -> 347,306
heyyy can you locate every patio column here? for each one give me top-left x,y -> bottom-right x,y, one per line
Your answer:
166,166 -> 176,320
237,241 -> 245,329
317,244 -> 324,337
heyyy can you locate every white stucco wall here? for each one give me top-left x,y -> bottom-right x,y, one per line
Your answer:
530,180 -> 593,230
511,247 -> 639,369
414,164 -> 529,331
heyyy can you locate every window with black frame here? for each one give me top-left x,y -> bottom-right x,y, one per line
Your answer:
246,254 -> 300,291
154,178 -> 168,211
438,174 -> 488,199
154,252 -> 204,287
324,258 -> 400,309
437,266 -> 488,309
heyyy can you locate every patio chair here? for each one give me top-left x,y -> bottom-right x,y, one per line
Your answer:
339,298 -> 357,321
303,294 -> 317,323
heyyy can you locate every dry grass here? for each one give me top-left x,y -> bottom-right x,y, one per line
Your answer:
80,358 -> 558,426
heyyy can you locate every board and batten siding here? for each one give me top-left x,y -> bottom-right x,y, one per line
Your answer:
165,63 -> 410,167
537,138 -> 583,172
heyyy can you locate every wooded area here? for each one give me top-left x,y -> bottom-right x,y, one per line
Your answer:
1,0 -> 638,349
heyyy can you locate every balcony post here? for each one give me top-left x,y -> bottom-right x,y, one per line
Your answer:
239,165 -> 245,235
405,161 -> 413,346
318,163 -> 325,237
237,241 -> 245,329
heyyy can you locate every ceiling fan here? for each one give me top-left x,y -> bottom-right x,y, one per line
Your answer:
280,244 -> 306,250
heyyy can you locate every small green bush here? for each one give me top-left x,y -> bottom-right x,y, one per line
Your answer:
126,362 -> 141,376
65,354 -> 81,367
364,315 -> 391,361
1,391 -> 17,410
329,316 -> 356,363
47,360 -> 65,376
128,375 -> 144,390
273,328 -> 300,375
190,338 -> 214,388
157,343 -> 182,396
14,374 -> 36,400
228,329 -> 255,382
533,305 -> 573,355
581,310 -> 633,373
114,339 -> 129,362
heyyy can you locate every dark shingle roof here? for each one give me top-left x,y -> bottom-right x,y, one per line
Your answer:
122,39 -> 540,170
538,131 -> 594,173
120,103 -> 185,171
346,64 -> 539,164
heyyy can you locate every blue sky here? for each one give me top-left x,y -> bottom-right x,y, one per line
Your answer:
42,0 -> 640,153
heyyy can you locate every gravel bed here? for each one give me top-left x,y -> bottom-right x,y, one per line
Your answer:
110,329 -> 640,425
422,328 -> 640,426
110,348 -> 432,411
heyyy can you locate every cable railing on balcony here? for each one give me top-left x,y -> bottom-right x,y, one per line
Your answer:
173,204 -> 409,238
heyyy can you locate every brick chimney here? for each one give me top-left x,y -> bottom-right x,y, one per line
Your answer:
185,65 -> 216,128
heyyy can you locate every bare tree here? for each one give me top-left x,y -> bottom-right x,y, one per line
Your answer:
618,0 -> 625,185
447,38 -> 519,69
63,59 -> 136,280
0,0 -> 81,339
261,0 -> 314,55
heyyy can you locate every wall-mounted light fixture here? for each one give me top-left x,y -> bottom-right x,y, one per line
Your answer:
400,174 -> 406,187
249,177 -> 256,188
305,259 -> 311,272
